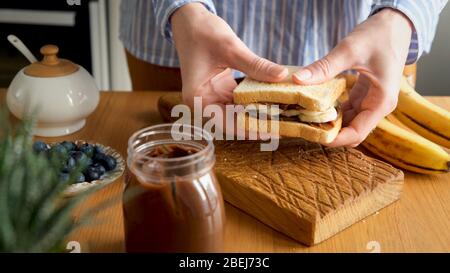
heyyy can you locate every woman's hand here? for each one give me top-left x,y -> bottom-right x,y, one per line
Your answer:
171,3 -> 287,108
293,8 -> 413,147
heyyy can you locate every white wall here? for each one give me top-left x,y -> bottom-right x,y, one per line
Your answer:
109,0 -> 132,91
416,4 -> 450,96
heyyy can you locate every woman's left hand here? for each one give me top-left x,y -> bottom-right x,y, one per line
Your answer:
293,8 -> 413,147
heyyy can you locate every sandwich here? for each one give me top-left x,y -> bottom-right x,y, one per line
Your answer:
233,66 -> 346,144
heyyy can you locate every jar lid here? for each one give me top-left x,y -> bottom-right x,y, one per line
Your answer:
24,45 -> 79,77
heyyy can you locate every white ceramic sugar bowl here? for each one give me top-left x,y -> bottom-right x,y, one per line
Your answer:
7,44 -> 99,137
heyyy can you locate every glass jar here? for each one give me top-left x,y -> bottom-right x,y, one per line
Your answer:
123,124 -> 225,253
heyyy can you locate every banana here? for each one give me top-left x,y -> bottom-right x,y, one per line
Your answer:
385,114 -> 413,132
393,110 -> 450,148
298,107 -> 337,123
394,77 -> 450,148
362,118 -> 450,174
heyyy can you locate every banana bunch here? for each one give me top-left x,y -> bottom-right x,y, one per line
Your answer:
362,118 -> 450,174
347,75 -> 450,174
392,77 -> 450,148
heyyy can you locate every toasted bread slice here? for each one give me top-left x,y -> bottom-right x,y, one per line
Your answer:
238,109 -> 342,144
233,66 -> 346,111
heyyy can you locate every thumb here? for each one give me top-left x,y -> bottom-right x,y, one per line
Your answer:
229,43 -> 288,82
293,42 -> 355,85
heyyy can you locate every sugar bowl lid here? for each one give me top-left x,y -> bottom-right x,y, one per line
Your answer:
24,45 -> 79,77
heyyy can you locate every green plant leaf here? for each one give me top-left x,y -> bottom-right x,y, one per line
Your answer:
0,108 -> 118,252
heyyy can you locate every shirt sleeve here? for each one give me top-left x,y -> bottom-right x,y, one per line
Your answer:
153,0 -> 216,41
370,0 -> 448,64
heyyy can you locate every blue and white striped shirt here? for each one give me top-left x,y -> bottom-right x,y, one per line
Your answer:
120,0 -> 447,75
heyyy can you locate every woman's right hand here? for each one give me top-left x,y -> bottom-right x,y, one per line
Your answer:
171,3 -> 287,108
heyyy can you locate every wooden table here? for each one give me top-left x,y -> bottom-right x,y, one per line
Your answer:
1,90 -> 450,253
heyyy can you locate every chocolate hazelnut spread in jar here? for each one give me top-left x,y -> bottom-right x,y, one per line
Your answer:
123,124 -> 225,253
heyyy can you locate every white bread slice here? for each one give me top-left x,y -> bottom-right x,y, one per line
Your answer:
233,66 -> 346,111
238,110 -> 342,144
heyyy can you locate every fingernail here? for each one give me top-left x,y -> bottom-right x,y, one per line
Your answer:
294,69 -> 312,81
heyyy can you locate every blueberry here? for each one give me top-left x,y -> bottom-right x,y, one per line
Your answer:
103,155 -> 117,171
71,150 -> 86,162
94,153 -> 117,171
32,141 -> 49,154
61,141 -> 76,151
79,143 -> 95,158
94,145 -> 104,155
75,173 -> 86,183
70,151 -> 91,171
70,151 -> 81,160
93,152 -> 107,164
62,156 -> 76,172
92,163 -> 106,176
59,172 -> 70,183
84,167 -> 101,182
50,144 -> 68,156
49,145 -> 69,167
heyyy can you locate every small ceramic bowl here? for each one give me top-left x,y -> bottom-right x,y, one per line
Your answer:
59,141 -> 125,197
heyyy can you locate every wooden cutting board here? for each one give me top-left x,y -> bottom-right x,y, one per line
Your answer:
158,94 -> 404,246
